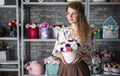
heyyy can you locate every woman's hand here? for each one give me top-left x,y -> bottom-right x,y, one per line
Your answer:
54,51 -> 62,58
54,51 -> 67,64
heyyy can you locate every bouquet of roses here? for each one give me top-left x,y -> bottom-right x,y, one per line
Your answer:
8,19 -> 17,37
57,40 -> 80,52
8,19 -> 16,27
90,24 -> 100,35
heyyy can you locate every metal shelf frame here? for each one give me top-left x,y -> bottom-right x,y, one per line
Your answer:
0,0 -> 20,76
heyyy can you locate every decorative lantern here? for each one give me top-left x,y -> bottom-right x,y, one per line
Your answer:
26,22 -> 39,39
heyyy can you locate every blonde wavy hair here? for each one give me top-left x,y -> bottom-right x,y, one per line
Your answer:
66,2 -> 90,45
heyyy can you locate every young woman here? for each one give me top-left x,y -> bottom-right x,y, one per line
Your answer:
52,2 -> 93,76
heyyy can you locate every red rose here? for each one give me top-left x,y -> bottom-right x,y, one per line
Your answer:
8,20 -> 16,27
66,47 -> 71,52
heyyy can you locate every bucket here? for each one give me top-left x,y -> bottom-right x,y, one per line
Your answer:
28,28 -> 39,39
40,27 -> 50,39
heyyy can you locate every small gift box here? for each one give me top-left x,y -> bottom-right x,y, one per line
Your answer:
43,56 -> 60,75
102,16 -> 119,38
45,64 -> 59,75
38,22 -> 51,39
90,24 -> 101,39
26,22 -> 39,39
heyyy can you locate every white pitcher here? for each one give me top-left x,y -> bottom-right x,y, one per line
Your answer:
0,0 -> 4,5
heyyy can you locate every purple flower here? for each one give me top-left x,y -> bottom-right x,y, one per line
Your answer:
65,43 -> 70,47
38,22 -> 51,28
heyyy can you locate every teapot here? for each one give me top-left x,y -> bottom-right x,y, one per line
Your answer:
24,61 -> 44,75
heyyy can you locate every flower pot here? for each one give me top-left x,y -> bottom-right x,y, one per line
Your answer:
10,27 -> 17,37
27,28 -> 39,39
52,28 -> 59,39
101,56 -> 112,63
45,64 -> 59,75
94,32 -> 100,39
40,27 -> 50,39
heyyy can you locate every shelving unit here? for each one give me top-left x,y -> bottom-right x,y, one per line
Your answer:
88,0 -> 120,40
88,0 -> 120,76
21,0 -> 86,76
21,0 -> 120,76
0,0 -> 20,76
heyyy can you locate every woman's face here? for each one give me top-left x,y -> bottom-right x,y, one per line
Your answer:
66,7 -> 79,24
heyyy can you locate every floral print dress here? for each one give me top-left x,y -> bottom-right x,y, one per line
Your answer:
52,27 -> 81,63
52,26 -> 91,76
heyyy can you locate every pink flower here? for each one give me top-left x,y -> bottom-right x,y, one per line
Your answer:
38,22 -> 51,28
43,56 -> 60,65
66,47 -> 72,52
59,40 -> 80,52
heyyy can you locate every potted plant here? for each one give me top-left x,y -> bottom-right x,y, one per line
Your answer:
90,24 -> 101,39
43,56 -> 60,75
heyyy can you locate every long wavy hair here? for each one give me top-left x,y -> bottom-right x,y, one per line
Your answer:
66,2 -> 90,45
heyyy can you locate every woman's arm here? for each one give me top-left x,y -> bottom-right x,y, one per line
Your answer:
52,27 -> 67,64
80,35 -> 94,60
80,54 -> 92,60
